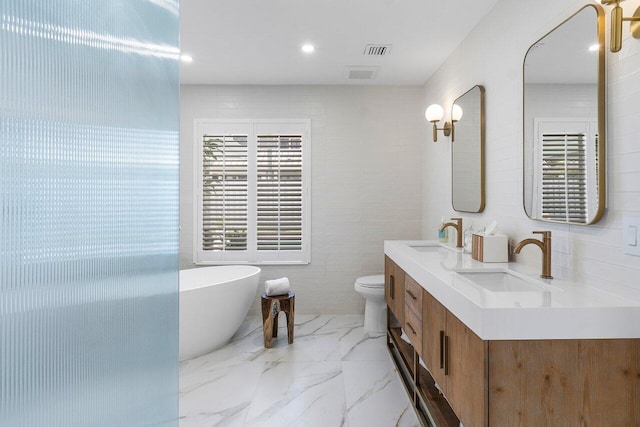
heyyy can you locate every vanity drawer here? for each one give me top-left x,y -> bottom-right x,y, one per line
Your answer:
404,304 -> 422,351
404,275 -> 423,313
404,274 -> 423,351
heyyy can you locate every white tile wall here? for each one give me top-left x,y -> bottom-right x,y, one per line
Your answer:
180,85 -> 425,314
422,0 -> 640,299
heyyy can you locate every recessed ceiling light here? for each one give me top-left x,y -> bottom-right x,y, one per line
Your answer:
180,54 -> 194,63
588,44 -> 600,52
301,44 -> 315,53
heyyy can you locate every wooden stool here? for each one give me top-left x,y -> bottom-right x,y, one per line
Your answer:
261,291 -> 295,348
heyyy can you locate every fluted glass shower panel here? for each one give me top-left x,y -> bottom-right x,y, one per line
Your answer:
0,1 -> 180,426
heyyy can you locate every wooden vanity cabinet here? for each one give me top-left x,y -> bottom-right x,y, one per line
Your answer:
384,256 -> 404,325
422,289 -> 488,427
385,258 -> 640,426
420,290 -> 640,427
422,289 -> 447,389
488,339 -> 640,426
404,275 -> 423,352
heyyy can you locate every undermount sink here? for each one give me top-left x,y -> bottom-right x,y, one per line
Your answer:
409,241 -> 462,253
455,269 -> 546,292
453,268 -> 557,307
410,245 -> 442,252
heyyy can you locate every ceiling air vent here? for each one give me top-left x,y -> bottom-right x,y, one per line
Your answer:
363,44 -> 392,56
345,66 -> 379,80
349,70 -> 374,79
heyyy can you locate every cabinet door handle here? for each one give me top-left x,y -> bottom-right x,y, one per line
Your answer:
406,290 -> 417,300
406,322 -> 416,336
439,330 -> 445,369
444,334 -> 450,376
390,275 -> 395,299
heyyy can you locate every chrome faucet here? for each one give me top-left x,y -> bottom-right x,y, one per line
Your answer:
513,231 -> 553,279
439,217 -> 463,248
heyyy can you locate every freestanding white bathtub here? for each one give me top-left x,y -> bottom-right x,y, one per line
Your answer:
179,265 -> 261,361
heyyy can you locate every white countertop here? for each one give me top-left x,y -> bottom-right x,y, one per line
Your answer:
384,240 -> 640,340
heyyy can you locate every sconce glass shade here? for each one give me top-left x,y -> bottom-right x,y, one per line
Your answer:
452,104 -> 463,122
425,104 -> 444,122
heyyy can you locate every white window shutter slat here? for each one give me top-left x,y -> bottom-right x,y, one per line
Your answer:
202,134 -> 249,251
256,134 -> 303,251
540,132 -> 587,223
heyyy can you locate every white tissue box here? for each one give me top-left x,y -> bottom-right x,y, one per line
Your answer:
471,233 -> 508,263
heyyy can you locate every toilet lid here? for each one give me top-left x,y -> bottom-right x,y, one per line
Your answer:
356,274 -> 384,288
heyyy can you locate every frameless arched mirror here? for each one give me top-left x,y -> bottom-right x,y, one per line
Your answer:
452,85 -> 485,213
523,4 -> 605,224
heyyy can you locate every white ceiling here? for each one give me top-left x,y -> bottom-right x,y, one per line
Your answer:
179,0 -> 501,86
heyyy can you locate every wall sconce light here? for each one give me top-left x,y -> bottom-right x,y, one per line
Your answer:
425,104 -> 464,142
425,104 -> 450,142
601,0 -> 640,52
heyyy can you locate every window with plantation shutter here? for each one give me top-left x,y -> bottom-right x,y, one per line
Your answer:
257,134 -> 303,252
540,132 -> 587,222
534,119 -> 598,224
202,134 -> 248,252
194,120 -> 310,264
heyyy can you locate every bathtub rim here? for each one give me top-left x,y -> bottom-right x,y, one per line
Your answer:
179,265 -> 261,292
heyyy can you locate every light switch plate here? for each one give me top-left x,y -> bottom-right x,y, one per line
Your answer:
623,217 -> 640,256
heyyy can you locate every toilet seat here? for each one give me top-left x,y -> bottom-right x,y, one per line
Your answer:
355,274 -> 384,289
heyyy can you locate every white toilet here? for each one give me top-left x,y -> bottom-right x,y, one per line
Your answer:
354,275 -> 386,333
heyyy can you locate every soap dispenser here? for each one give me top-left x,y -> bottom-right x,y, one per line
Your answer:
438,217 -> 448,243
463,222 -> 474,253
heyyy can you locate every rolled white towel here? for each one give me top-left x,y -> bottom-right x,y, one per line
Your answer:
265,277 -> 290,296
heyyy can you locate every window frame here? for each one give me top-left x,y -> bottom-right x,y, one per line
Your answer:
193,119 -> 311,265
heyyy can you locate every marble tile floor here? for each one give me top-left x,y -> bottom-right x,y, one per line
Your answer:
179,314 -> 420,427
